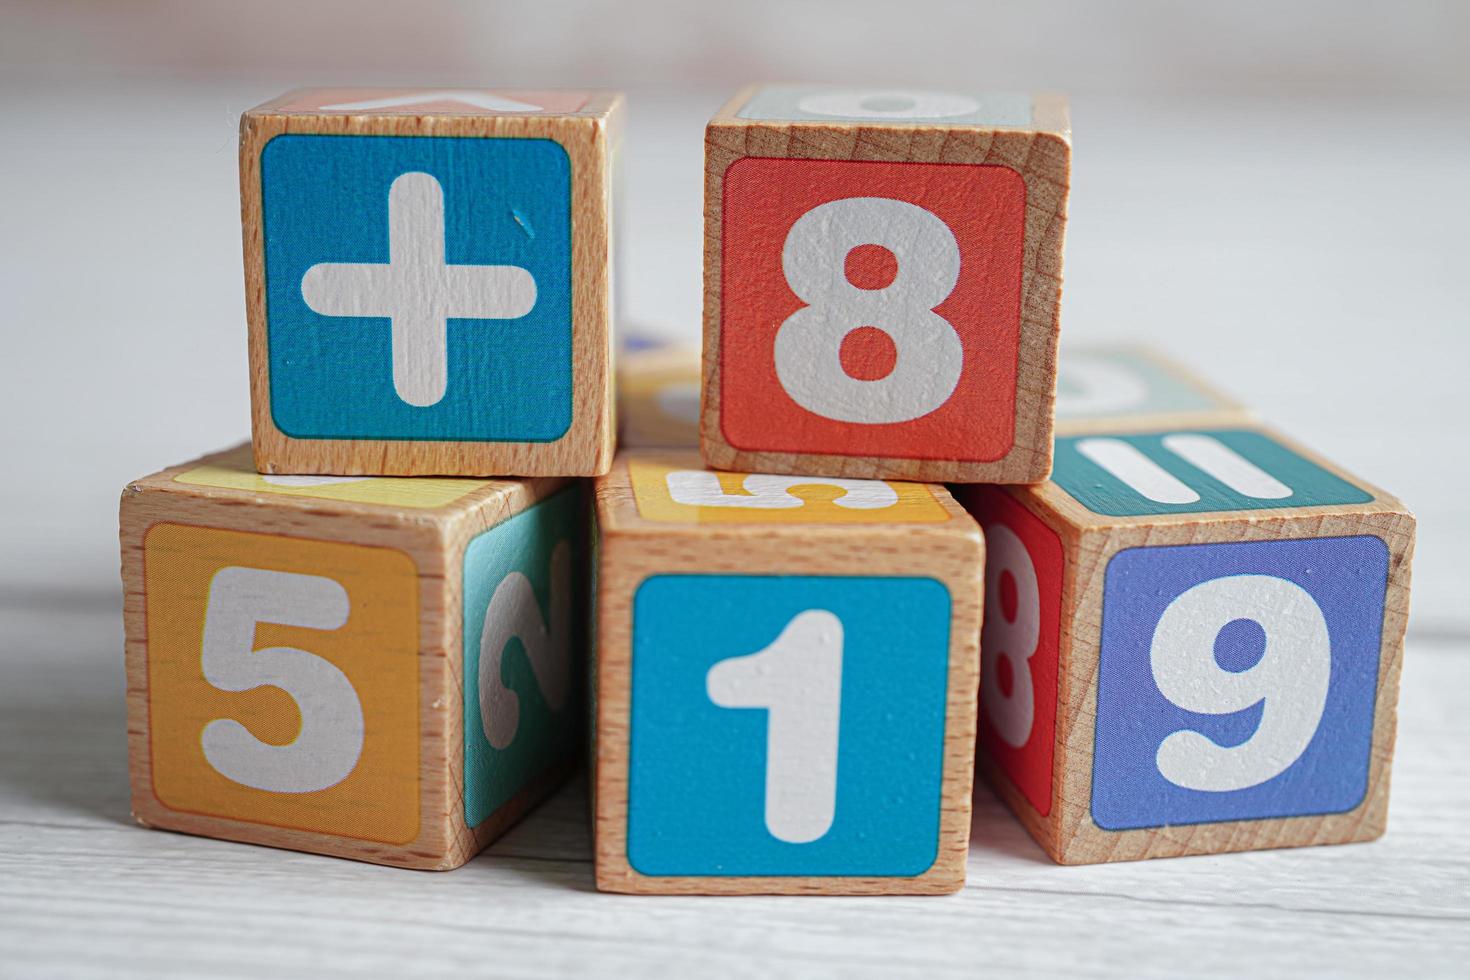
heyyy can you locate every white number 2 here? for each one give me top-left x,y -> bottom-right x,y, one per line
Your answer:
981,524 -> 1040,748
665,469 -> 898,510
478,540 -> 573,750
1150,574 -> 1331,792
774,197 -> 964,424
706,610 -> 844,844
199,567 -> 363,793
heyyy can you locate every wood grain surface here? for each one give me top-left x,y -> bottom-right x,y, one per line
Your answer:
119,444 -> 576,869
241,90 -> 622,477
700,87 -> 1070,484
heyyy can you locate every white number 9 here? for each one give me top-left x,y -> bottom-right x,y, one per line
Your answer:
1150,574 -> 1331,792
981,523 -> 1040,748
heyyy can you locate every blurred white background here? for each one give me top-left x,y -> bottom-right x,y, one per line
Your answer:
1,0 -> 1467,628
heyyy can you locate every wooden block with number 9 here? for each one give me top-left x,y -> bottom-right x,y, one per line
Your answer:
702,85 -> 1070,483
953,422 -> 1414,863
120,445 -> 588,868
592,450 -> 983,893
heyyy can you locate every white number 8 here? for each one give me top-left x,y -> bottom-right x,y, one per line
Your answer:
981,524 -> 1040,748
1150,574 -> 1331,792
774,197 -> 964,424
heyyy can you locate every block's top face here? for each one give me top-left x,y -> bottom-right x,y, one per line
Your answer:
598,451 -> 975,535
1054,345 -> 1249,428
721,85 -> 1068,135
1032,425 -> 1404,527
248,88 -> 616,121
129,444 -> 529,521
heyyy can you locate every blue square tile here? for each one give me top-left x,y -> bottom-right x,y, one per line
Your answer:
261,134 -> 572,441
1092,536 -> 1389,830
628,575 -> 952,876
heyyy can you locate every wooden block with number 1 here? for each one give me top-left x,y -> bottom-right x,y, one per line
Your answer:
241,88 -> 623,477
703,85 -> 1070,483
593,450 -> 982,894
953,421 -> 1414,863
121,445 -> 588,868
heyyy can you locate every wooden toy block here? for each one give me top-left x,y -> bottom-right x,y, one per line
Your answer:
617,342 -> 701,448
701,85 -> 1071,483
240,88 -> 624,477
120,444 -> 588,869
1055,344 -> 1253,434
952,422 -> 1414,864
592,450 -> 983,894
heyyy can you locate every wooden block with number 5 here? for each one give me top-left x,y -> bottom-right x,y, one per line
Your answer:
952,422 -> 1414,863
120,444 -> 587,868
593,450 -> 983,894
702,85 -> 1070,483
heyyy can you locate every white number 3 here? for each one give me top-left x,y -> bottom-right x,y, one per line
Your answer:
199,567 -> 364,794
1150,574 -> 1331,792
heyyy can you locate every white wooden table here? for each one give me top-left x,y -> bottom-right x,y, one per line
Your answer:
2,81 -> 1469,977
1,602 -> 1466,978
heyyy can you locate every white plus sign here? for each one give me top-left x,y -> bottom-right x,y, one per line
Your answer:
300,171 -> 537,408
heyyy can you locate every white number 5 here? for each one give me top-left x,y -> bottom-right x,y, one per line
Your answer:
1150,574 -> 1330,792
199,567 -> 363,793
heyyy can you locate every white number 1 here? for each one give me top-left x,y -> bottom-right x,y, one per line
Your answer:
706,610 -> 844,844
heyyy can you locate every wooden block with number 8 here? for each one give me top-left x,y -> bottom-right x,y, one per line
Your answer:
953,422 -> 1414,863
121,445 -> 587,868
702,85 -> 1070,483
592,450 -> 983,894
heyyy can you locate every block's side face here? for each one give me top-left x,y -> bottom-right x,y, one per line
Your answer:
242,107 -> 612,476
457,483 -> 586,851
1053,345 -> 1255,435
1053,507 -> 1415,864
121,485 -> 444,866
593,508 -> 981,895
1045,425 -> 1384,527
954,486 -> 1066,841
618,345 -> 702,449
701,107 -> 1065,483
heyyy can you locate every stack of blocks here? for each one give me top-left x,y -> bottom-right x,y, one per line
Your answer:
120,85 -> 1414,893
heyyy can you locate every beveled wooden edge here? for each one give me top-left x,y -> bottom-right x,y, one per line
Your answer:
241,96 -> 620,477
590,461 -> 983,894
597,449 -> 978,539
1053,342 -> 1257,435
699,92 -> 1069,485
130,442 -> 543,525
121,453 -> 576,869
1028,420 -> 1411,531
247,88 -> 624,120
979,480 -> 1416,865
708,84 -> 1071,136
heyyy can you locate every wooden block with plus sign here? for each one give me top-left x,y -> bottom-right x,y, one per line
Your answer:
952,422 -> 1414,864
617,341 -> 701,449
241,88 -> 623,477
701,85 -> 1070,483
592,450 -> 983,894
121,444 -> 587,868
1055,344 -> 1253,435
